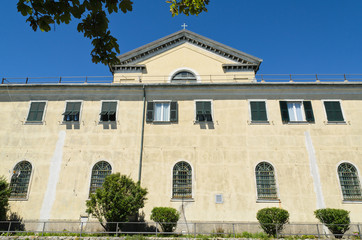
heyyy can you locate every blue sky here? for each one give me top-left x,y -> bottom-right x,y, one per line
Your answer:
1,0 -> 362,79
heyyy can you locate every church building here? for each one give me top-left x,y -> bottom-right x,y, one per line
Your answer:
1,30 -> 362,231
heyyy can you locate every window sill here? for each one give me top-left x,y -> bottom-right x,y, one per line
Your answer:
61,121 -> 80,124
9,197 -> 28,201
171,198 -> 194,202
249,120 -> 269,125
284,121 -> 312,125
24,121 -> 45,125
325,121 -> 347,125
342,200 -> 362,204
194,121 -> 213,124
256,199 -> 280,203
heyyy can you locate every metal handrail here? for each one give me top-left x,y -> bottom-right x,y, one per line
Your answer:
1,74 -> 362,85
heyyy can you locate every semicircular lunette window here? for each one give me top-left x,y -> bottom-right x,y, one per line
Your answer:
172,71 -> 197,83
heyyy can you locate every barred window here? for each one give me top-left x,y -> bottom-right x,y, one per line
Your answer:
255,162 -> 278,200
173,161 -> 192,199
172,71 -> 196,83
338,163 -> 362,201
89,161 -> 112,196
10,161 -> 32,199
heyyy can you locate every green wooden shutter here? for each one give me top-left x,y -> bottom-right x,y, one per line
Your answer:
196,102 -> 204,121
170,101 -> 178,122
204,101 -> 212,121
324,101 -> 344,121
279,101 -> 289,123
27,102 -> 46,121
146,102 -> 154,122
250,101 -> 267,121
303,101 -> 315,123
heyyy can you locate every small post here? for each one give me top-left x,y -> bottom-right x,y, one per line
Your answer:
26,77 -> 29,84
261,74 -> 264,83
80,221 -> 83,237
85,76 -> 88,83
276,224 -> 279,238
194,223 -> 197,237
357,224 -> 361,239
156,222 -> 158,236
315,74 -> 320,83
289,74 -> 293,82
2,78 -> 5,84
59,77 -> 62,83
116,222 -> 119,237
316,224 -> 320,239
7,221 -> 12,235
232,223 -> 235,238
42,222 -> 46,236
344,74 -> 348,82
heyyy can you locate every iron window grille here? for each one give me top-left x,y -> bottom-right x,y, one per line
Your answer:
338,163 -> 362,201
63,102 -> 81,122
10,161 -> 32,199
100,101 -> 117,122
255,162 -> 278,200
173,161 -> 192,199
27,102 -> 46,122
89,161 -> 112,196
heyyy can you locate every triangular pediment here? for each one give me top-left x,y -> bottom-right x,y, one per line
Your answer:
112,30 -> 263,72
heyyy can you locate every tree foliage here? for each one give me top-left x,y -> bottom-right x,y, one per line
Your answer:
17,0 -> 209,67
0,176 -> 11,221
85,173 -> 147,231
314,208 -> 350,238
150,207 -> 180,232
256,207 -> 289,237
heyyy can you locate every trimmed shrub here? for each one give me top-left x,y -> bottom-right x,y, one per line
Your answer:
150,207 -> 180,232
0,176 -> 11,221
256,207 -> 289,237
314,208 -> 350,238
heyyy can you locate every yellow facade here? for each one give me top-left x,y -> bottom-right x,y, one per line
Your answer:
1,30 -> 362,228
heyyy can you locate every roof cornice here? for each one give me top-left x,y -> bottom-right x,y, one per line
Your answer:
112,30 -> 263,72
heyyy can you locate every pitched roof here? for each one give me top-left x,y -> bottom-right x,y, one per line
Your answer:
112,30 -> 263,72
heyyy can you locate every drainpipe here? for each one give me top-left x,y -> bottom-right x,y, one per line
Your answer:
138,85 -> 146,184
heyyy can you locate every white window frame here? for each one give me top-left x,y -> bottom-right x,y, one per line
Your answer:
153,100 -> 171,122
99,100 -> 119,123
321,99 -> 346,124
194,99 -> 214,123
25,100 -> 48,124
62,100 -> 83,123
248,99 -> 269,124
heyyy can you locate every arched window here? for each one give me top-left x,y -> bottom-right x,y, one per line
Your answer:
171,71 -> 196,83
338,163 -> 362,200
255,162 -> 278,200
89,161 -> 112,195
10,161 -> 32,199
173,161 -> 192,198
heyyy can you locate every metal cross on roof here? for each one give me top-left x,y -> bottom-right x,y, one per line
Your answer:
181,23 -> 188,30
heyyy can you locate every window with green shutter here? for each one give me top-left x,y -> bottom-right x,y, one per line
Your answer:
27,101 -> 46,122
195,101 -> 212,122
100,101 -> 117,122
63,102 -> 81,122
324,101 -> 344,122
279,100 -> 315,123
250,101 -> 268,122
146,101 -> 178,122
